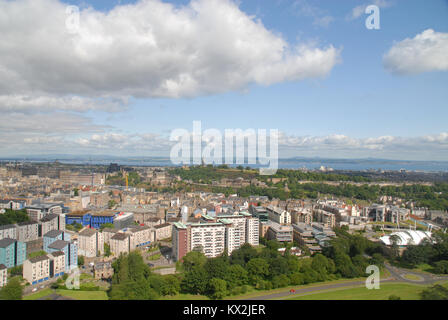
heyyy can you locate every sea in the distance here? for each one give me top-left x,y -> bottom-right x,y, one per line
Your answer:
2,156 -> 448,172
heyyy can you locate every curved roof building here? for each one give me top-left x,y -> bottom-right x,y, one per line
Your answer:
380,230 -> 432,246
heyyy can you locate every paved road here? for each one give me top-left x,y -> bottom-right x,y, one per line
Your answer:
242,264 -> 448,300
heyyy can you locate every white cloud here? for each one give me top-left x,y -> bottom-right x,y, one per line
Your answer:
0,0 -> 341,102
383,29 -> 448,75
278,132 -> 448,160
292,0 -> 334,28
3,131 -> 445,160
0,95 -> 127,113
0,112 -> 104,134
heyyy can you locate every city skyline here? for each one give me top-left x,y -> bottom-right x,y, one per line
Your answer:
0,0 -> 447,160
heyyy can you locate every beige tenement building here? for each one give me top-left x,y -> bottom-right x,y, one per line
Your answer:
127,225 -> 152,248
153,223 -> 172,242
0,264 -> 7,287
109,233 -> 131,256
267,206 -> 291,225
23,255 -> 50,285
48,251 -> 66,277
78,228 -> 104,258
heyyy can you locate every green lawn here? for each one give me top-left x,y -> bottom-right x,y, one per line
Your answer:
148,253 -> 162,261
23,288 -> 54,300
24,288 -> 109,300
286,283 -> 430,300
55,289 -> 109,300
402,274 -> 423,281
162,294 -> 209,300
228,278 -> 367,300
27,250 -> 47,259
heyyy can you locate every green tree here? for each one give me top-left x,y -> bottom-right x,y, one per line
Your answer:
180,266 -> 209,295
433,261 -> 448,274
104,243 -> 112,257
420,284 -> 448,300
78,255 -> 85,267
246,258 -> 270,285
182,251 -> 207,273
0,277 -> 23,300
230,243 -> 258,266
207,278 -> 227,300
224,264 -> 248,289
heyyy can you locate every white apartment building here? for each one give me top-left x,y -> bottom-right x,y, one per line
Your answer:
78,228 -> 104,258
244,214 -> 259,246
23,255 -> 50,285
127,225 -> 152,248
216,215 -> 247,245
16,221 -> 39,242
153,223 -> 171,242
109,233 -> 131,256
0,224 -> 17,241
267,206 -> 291,224
190,223 -> 226,258
48,251 -> 66,277
0,264 -> 7,287
222,220 -> 241,254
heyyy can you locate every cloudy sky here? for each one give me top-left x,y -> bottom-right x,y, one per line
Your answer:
1,0 -> 447,160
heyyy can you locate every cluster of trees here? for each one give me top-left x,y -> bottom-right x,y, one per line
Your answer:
179,230 -> 387,299
170,166 -> 371,185
169,167 -> 448,210
108,251 -> 181,300
106,171 -> 141,187
400,231 -> 448,273
0,209 -> 30,226
205,183 -> 448,210
260,169 -> 372,183
0,277 -> 23,300
420,284 -> 448,300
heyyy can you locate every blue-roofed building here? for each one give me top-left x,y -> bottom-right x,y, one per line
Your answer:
90,212 -> 115,229
0,238 -> 26,268
65,211 -> 91,226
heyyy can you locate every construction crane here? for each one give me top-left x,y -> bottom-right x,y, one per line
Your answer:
122,170 -> 128,189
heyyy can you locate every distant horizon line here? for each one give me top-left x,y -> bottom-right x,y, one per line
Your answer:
1,154 -> 448,163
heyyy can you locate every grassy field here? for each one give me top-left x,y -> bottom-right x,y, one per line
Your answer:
24,288 -> 109,300
227,278 -> 367,300
55,289 -> 109,300
23,288 -> 54,300
286,283 -> 430,300
162,294 -> 209,300
402,274 -> 423,281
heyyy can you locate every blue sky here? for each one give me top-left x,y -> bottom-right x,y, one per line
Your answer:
0,0 -> 447,159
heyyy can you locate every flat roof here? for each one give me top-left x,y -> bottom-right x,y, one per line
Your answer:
44,230 -> 63,238
79,228 -> 98,237
111,233 -> 129,241
66,211 -> 90,217
48,240 -> 70,250
29,255 -> 49,263
0,238 -> 16,248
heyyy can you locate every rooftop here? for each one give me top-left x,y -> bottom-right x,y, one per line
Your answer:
0,238 -> 16,248
111,233 -> 129,241
79,228 -> 98,237
29,255 -> 49,263
48,240 -> 70,250
44,230 -> 63,238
